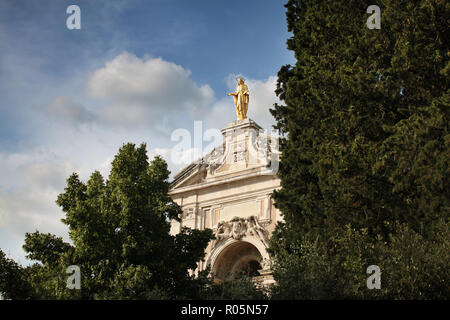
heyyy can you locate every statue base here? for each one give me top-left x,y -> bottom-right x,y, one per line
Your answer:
221,118 -> 262,138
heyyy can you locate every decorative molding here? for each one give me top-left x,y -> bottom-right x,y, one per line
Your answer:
169,168 -> 276,195
182,207 -> 195,220
211,216 -> 270,251
195,186 -> 279,209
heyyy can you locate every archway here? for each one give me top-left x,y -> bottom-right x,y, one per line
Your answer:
211,240 -> 263,281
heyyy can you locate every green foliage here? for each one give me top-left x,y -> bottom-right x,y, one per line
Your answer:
271,224 -> 377,299
0,143 -> 214,299
23,232 -> 73,268
271,221 -> 450,299
379,220 -> 450,299
271,0 -> 449,236
269,0 -> 449,298
0,250 -> 32,299
204,276 -> 269,300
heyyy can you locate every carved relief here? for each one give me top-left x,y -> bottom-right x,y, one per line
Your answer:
245,216 -> 270,247
252,134 -> 272,165
204,147 -> 221,175
183,207 -> 195,220
203,143 -> 229,175
234,142 -> 246,163
261,258 -> 271,270
211,216 -> 269,250
230,216 -> 245,239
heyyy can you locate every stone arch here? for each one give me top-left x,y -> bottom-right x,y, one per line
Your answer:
206,236 -> 270,281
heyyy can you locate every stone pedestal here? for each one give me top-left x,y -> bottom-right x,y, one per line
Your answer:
220,118 -> 262,138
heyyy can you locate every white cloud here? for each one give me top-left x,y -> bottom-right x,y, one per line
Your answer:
41,96 -> 95,125
87,52 -> 214,127
37,54 -> 279,134
0,53 -> 281,265
243,75 -> 280,129
0,161 -> 73,241
21,161 -> 74,191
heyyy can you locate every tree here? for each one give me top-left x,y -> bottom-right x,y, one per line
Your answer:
271,0 -> 449,243
204,275 -> 269,300
269,0 -> 449,298
0,143 -> 213,299
271,221 -> 450,299
0,250 -> 33,300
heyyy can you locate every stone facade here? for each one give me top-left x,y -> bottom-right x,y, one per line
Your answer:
169,118 -> 281,284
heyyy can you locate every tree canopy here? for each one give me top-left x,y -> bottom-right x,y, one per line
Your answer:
269,0 -> 449,299
271,0 -> 448,240
1,143 -> 214,299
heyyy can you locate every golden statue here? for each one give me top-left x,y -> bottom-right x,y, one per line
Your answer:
227,77 -> 249,120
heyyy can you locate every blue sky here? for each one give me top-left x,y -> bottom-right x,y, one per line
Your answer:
0,0 -> 293,264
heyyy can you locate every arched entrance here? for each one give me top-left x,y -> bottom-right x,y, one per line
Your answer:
211,240 -> 263,281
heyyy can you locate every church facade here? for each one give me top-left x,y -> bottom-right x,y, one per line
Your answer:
169,117 -> 282,284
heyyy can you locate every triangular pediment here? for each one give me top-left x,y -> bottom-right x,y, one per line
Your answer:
170,118 -> 280,192
171,163 -> 207,189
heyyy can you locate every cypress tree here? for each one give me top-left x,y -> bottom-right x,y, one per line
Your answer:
270,0 -> 449,242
